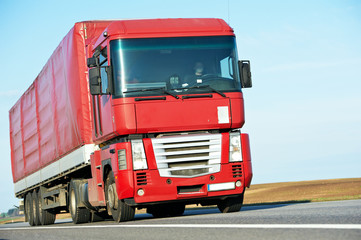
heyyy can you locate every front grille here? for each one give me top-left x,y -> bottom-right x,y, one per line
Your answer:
232,164 -> 243,178
151,134 -> 222,178
136,172 -> 148,185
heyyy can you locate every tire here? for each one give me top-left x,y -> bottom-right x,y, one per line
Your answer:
147,205 -> 168,218
25,192 -> 34,226
90,210 -> 111,222
105,172 -> 135,222
148,203 -> 185,218
169,204 -> 185,217
32,190 -> 40,226
69,180 -> 91,224
217,193 -> 244,213
38,190 -> 56,225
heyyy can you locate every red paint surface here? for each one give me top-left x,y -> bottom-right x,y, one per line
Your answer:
10,19 -> 252,206
241,133 -> 253,188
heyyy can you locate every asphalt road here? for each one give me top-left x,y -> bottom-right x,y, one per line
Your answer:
1,199 -> 360,240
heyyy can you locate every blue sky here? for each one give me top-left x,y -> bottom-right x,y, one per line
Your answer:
0,0 -> 360,212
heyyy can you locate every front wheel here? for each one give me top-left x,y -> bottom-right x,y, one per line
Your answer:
105,172 -> 135,222
148,203 -> 185,218
217,193 -> 244,213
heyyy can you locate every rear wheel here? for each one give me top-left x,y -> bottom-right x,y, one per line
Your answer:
37,190 -> 56,225
69,180 -> 91,224
25,192 -> 34,226
105,172 -> 135,222
217,193 -> 244,213
32,190 -> 40,226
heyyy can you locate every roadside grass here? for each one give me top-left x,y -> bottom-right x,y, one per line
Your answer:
0,216 -> 24,225
243,177 -> 361,205
0,212 -> 71,225
1,177 -> 360,224
309,195 -> 361,202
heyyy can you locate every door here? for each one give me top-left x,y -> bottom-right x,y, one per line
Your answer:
92,47 -> 115,142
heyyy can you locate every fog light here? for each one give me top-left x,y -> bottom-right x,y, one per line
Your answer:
236,180 -> 242,187
137,189 -> 145,196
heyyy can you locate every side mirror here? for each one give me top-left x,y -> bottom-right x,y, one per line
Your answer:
239,60 -> 252,88
89,68 -> 101,95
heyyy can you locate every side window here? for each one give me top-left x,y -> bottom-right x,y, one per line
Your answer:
220,57 -> 234,79
99,47 -> 108,94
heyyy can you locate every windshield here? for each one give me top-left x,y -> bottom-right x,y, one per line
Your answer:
110,36 -> 241,98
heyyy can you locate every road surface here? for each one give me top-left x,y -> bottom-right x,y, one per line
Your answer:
1,199 -> 360,240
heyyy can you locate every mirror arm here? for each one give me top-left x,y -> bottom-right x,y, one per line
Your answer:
106,65 -> 113,95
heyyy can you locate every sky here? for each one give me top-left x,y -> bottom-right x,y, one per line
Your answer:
0,0 -> 360,212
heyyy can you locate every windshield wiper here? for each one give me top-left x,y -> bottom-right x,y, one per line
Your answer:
123,87 -> 179,99
172,85 -> 226,98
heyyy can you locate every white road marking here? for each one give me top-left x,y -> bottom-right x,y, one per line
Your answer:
1,224 -> 361,231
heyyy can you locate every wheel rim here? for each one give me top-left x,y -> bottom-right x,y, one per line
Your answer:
38,192 -> 42,222
32,194 -> 36,218
70,189 -> 76,215
26,196 -> 31,220
107,183 -> 116,209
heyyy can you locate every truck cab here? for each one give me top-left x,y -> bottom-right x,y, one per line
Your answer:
85,19 -> 253,222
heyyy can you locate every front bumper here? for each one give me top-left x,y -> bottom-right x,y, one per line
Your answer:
130,162 -> 248,206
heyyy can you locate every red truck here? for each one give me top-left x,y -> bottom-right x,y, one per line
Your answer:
9,18 -> 253,226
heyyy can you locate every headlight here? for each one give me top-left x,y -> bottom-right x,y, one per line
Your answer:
229,132 -> 243,162
131,139 -> 148,170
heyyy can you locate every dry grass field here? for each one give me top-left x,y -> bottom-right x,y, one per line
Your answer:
244,177 -> 361,205
1,178 -> 360,224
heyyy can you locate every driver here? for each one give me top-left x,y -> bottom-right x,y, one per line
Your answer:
194,62 -> 204,77
184,62 -> 205,86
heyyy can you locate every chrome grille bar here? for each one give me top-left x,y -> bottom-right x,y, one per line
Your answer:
151,134 -> 222,178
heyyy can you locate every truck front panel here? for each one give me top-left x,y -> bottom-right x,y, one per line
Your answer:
109,132 -> 252,205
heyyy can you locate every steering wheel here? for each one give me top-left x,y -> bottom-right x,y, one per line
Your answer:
201,74 -> 217,78
200,74 -> 218,81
